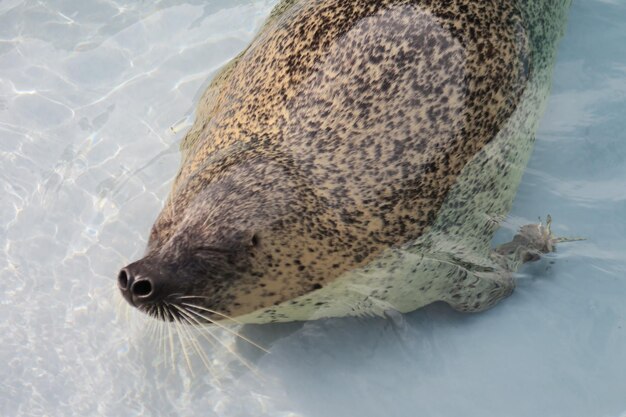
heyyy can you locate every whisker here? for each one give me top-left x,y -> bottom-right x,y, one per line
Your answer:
157,305 -> 168,368
164,305 -> 177,369
179,306 -> 261,376
180,302 -> 268,353
170,305 -> 227,383
146,306 -> 159,340
115,291 -> 125,311
172,306 -> 220,380
171,306 -> 218,351
124,299 -> 131,323
176,297 -> 243,324
170,309 -> 194,376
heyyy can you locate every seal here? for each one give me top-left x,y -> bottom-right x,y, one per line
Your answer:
117,0 -> 572,324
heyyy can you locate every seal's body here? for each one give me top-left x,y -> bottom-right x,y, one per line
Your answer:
118,0 -> 571,324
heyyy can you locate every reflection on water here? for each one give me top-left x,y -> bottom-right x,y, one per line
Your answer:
1,1 -> 626,416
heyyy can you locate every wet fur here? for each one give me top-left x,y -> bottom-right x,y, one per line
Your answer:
136,0 -> 571,323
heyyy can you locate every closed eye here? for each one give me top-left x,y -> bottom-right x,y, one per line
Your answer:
193,245 -> 237,255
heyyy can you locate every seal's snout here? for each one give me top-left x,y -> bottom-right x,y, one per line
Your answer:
118,261 -> 165,308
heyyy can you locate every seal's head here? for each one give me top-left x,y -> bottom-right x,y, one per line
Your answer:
118,152 -> 355,323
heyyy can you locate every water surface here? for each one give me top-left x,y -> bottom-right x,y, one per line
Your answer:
2,1 -> 626,416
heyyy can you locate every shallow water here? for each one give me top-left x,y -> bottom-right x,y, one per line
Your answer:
2,1 -> 626,416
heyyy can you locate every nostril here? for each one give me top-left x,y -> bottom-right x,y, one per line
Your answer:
131,279 -> 153,298
118,269 -> 130,290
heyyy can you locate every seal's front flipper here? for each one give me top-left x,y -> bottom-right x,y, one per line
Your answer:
495,215 -> 584,268
444,216 -> 584,313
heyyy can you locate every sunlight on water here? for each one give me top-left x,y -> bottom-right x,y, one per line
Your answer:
1,1 -> 626,416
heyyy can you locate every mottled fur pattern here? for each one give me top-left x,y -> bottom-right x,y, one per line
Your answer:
131,0 -> 571,323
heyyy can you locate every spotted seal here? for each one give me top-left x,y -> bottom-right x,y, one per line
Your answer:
117,0 -> 572,324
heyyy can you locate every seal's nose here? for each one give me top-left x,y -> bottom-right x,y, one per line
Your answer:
117,267 -> 132,291
130,278 -> 154,299
118,266 -> 137,306
118,262 -> 160,307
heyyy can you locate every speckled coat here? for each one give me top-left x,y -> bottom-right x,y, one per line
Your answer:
145,0 -> 572,323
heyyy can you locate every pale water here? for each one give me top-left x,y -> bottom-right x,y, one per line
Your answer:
1,1 -> 626,416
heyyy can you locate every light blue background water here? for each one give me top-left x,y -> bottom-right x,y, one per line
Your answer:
1,1 -> 625,416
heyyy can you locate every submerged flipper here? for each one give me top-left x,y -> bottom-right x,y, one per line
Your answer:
445,216 -> 584,313
495,215 -> 585,270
